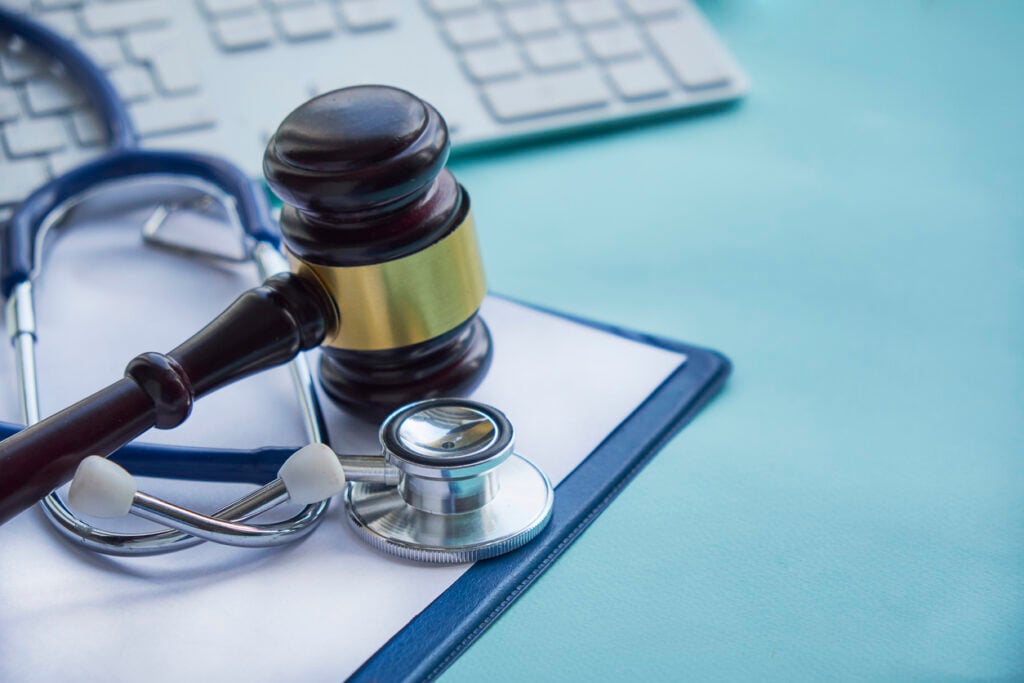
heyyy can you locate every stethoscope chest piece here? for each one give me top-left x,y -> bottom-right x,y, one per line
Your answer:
345,399 -> 553,563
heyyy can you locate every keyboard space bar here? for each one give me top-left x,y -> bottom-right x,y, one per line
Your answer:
481,71 -> 609,122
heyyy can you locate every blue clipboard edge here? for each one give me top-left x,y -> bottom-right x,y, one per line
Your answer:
351,300 -> 733,682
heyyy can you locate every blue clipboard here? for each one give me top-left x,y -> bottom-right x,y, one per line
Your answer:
352,303 -> 731,682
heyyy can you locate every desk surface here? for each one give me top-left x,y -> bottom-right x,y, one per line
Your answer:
442,2 -> 1024,680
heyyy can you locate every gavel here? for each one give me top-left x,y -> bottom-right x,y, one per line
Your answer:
0,86 -> 492,526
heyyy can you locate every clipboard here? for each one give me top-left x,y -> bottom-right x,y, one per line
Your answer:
0,203 -> 730,682
354,301 -> 731,682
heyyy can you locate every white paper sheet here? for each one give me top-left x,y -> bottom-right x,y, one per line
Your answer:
0,192 -> 684,682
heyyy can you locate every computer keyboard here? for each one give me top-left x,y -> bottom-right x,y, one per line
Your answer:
0,0 -> 747,213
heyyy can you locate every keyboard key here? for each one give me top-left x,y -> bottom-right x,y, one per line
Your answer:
212,13 -> 276,50
0,158 -> 49,206
126,31 -> 202,94
504,5 -> 562,37
71,110 -> 105,146
275,4 -> 337,41
482,69 -> 608,121
108,65 -> 155,102
607,57 -> 672,99
36,0 -> 84,8
524,35 -> 584,71
154,57 -> 202,94
36,9 -> 80,37
623,0 -> 679,20
584,25 -> 644,61
646,16 -> 730,87
123,29 -> 159,61
339,0 -> 398,31
0,43 -> 48,83
25,75 -> 86,114
3,117 -> 67,157
77,36 -> 126,68
565,0 -> 621,27
199,0 -> 262,15
426,0 -> 483,15
82,0 -> 172,34
131,94 -> 216,137
0,89 -> 22,122
461,44 -> 523,82
444,14 -> 503,48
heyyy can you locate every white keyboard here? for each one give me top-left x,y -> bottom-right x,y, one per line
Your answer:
0,0 -> 747,212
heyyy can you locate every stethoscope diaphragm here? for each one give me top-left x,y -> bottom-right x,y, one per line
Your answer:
346,399 -> 553,563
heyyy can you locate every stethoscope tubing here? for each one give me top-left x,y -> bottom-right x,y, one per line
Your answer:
2,149 -> 279,296
0,422 -> 292,485
0,6 -> 136,150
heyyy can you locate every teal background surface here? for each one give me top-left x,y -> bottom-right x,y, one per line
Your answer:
441,1 -> 1024,680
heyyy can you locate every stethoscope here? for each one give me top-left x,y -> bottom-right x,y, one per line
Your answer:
0,8 -> 553,563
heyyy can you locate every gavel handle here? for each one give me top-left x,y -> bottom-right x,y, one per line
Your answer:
0,273 -> 335,526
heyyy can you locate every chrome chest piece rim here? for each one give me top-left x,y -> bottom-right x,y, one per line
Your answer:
345,399 -> 553,564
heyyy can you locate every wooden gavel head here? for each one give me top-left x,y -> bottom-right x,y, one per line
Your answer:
263,85 -> 492,417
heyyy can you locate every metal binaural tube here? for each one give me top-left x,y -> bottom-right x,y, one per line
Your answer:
129,482 -> 324,548
6,281 -> 40,426
47,477 -> 329,556
73,451 -> 396,549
